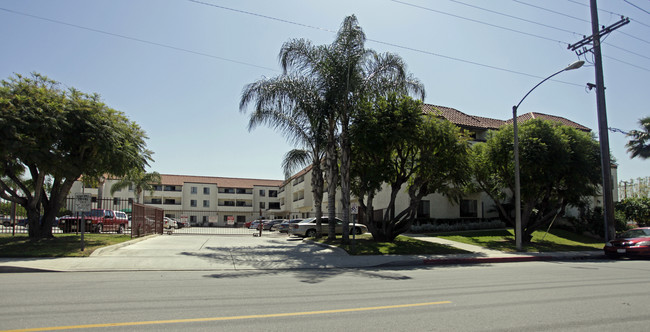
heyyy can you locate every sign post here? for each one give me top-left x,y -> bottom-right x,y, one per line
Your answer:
74,193 -> 92,251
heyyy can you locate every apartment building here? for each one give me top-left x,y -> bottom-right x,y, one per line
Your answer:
279,104 -> 617,222
69,174 -> 284,226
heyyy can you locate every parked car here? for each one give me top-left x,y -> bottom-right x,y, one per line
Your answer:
164,217 -> 177,229
604,227 -> 650,259
249,220 -> 263,230
176,218 -> 189,228
276,219 -> 302,233
59,209 -> 127,233
264,219 -> 284,231
16,216 -> 59,228
289,217 -> 367,237
245,219 -> 264,228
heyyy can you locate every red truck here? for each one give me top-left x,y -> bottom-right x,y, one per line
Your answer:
58,209 -> 129,234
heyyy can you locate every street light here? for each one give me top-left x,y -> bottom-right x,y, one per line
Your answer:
512,60 -> 584,251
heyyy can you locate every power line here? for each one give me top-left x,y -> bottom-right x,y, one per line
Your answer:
391,0 -> 568,45
513,0 -> 590,23
191,0 -> 585,87
567,0 -> 650,29
449,0 -> 581,36
447,0 -> 650,62
624,0 -> 650,15
0,7 -> 279,72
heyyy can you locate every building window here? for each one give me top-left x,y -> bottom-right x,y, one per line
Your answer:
151,198 -> 162,204
269,202 -> 280,210
269,190 -> 278,198
417,200 -> 430,218
153,185 -> 163,191
460,199 -> 478,218
259,202 -> 265,209
203,187 -> 210,195
202,216 -> 209,223
191,186 -> 197,194
203,200 -> 210,208
259,189 -> 265,196
190,216 -> 197,223
237,188 -> 247,194
190,200 -> 197,207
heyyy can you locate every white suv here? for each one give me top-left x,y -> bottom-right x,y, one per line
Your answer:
289,217 -> 367,237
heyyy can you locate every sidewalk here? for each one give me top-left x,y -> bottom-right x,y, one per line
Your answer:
0,233 -> 605,273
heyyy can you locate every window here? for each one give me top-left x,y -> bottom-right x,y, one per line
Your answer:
237,188 -> 247,194
417,200 -> 430,218
259,189 -> 265,196
153,185 -> 163,191
460,199 -> 478,218
203,187 -> 210,195
151,198 -> 162,204
202,216 -> 209,223
269,190 -> 278,198
269,202 -> 280,210
203,200 -> 210,208
259,202 -> 265,209
191,186 -> 197,194
190,216 -> 197,223
190,200 -> 197,207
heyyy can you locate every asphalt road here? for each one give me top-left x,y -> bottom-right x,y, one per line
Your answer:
1,259 -> 649,331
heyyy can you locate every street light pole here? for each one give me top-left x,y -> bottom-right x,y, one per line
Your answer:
512,60 -> 584,251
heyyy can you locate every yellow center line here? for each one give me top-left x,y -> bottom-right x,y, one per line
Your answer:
3,301 -> 452,332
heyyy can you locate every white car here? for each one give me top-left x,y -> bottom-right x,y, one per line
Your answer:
289,217 -> 367,237
164,217 -> 177,229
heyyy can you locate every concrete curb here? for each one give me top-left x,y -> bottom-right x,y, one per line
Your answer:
89,234 -> 159,257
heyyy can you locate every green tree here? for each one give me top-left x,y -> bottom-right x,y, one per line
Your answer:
471,119 -> 602,243
276,15 -> 424,242
0,73 -> 152,239
240,75 -> 328,236
351,94 -> 469,241
616,197 -> 650,226
626,116 -> 650,159
109,171 -> 161,204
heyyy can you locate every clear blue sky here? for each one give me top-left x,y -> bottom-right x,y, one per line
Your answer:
1,0 -> 648,183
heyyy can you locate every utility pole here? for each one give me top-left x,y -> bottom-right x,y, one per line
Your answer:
568,1 -> 629,242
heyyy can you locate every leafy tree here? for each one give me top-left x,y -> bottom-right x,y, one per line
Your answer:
626,116 -> 650,159
616,197 -> 650,226
351,94 -> 469,241
275,15 -> 424,242
470,119 -> 602,243
109,171 -> 161,204
0,73 -> 152,238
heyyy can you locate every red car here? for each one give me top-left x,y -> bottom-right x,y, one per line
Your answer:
604,227 -> 650,259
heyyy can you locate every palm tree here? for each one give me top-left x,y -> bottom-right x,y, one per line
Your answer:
109,171 -> 161,204
240,74 -> 328,236
627,116 -> 650,159
279,15 -> 425,242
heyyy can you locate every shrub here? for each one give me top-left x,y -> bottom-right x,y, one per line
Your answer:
409,219 -> 506,233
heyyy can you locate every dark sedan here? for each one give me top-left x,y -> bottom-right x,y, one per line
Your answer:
604,227 -> 650,259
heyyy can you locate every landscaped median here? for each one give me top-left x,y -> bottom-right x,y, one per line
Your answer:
0,234 -> 133,257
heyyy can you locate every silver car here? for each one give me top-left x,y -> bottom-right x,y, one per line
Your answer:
289,217 -> 367,237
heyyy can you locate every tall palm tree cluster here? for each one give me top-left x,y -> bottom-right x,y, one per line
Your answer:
240,15 -> 424,242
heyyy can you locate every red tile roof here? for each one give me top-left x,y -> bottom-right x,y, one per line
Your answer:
159,174 -> 283,188
422,104 -> 591,132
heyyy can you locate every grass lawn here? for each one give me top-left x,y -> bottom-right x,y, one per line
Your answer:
317,234 -> 471,255
0,234 -> 133,257
433,228 -> 604,252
